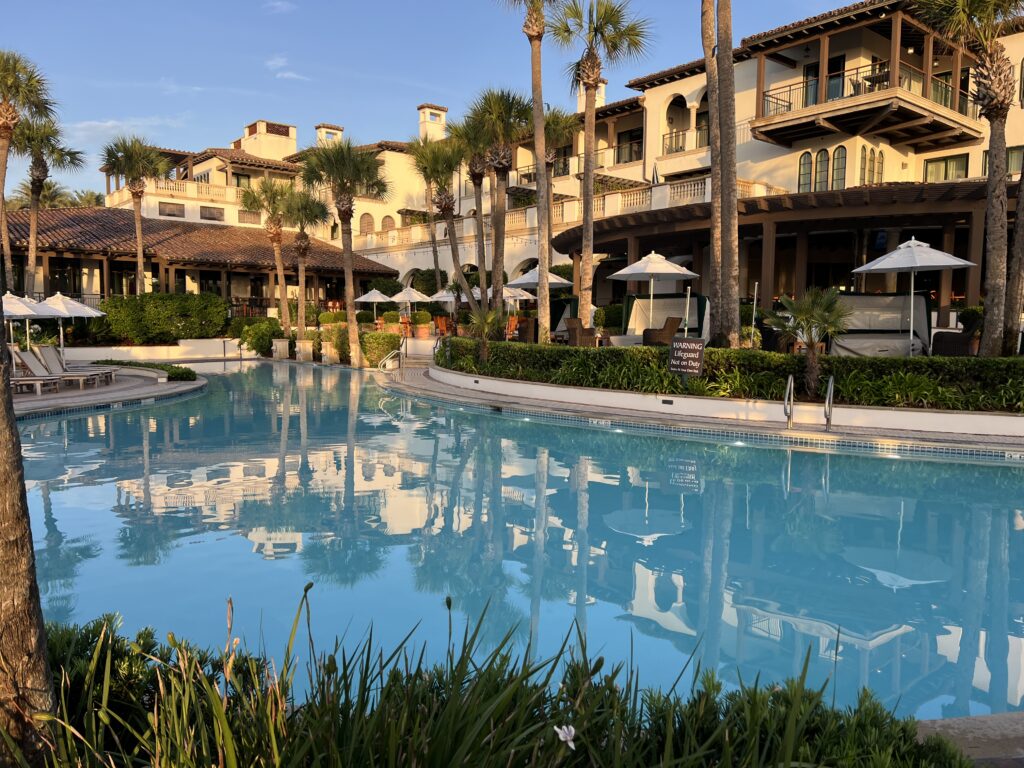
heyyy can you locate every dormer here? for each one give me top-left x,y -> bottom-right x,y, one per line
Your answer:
417,103 -> 447,141
316,123 -> 344,145
238,120 -> 298,161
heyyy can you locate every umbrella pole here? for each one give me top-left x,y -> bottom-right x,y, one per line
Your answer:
59,319 -> 65,363
908,270 -> 914,358
649,278 -> 654,331
24,319 -> 30,351
684,285 -> 691,338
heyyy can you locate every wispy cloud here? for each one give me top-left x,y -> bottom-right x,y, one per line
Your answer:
264,54 -> 287,71
65,114 -> 189,147
265,54 -> 310,82
87,77 -> 265,98
263,0 -> 296,13
276,71 -> 310,81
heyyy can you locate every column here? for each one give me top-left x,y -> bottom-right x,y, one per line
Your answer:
760,220 -> 776,311
885,228 -> 900,292
105,174 -> 111,195
158,262 -> 167,293
102,256 -> 111,298
221,270 -> 229,299
739,239 -> 750,297
40,252 -> 50,295
606,117 -> 618,167
817,34 -> 831,105
923,34 -> 934,100
755,53 -> 766,119
889,13 -> 902,88
938,222 -> 955,327
168,265 -> 177,294
688,105 -> 700,150
794,230 -> 808,298
967,208 -> 983,306
952,48 -> 963,112
571,251 -> 582,296
626,236 -> 640,295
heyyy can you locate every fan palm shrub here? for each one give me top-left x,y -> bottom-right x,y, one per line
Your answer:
241,178 -> 293,333
284,189 -> 330,339
447,117 -> 491,310
540,106 -> 580,341
765,287 -> 851,394
409,136 -> 445,295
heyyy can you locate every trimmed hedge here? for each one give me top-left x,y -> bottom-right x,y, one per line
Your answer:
331,328 -> 401,367
239,318 -> 285,357
410,310 -> 432,325
93,360 -> 196,381
435,339 -> 1024,412
101,294 -> 229,345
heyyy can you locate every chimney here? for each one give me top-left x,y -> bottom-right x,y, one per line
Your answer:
576,79 -> 608,113
315,123 -> 344,145
417,103 -> 447,141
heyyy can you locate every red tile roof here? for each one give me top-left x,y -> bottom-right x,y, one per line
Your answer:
416,103 -> 448,113
191,148 -> 301,174
5,207 -> 396,276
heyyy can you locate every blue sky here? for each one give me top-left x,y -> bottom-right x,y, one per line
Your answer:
2,0 -> 838,195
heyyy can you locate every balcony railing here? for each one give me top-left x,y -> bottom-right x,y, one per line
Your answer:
695,125 -> 709,148
515,165 -> 538,185
621,188 -> 651,211
662,130 -> 687,155
669,177 -> 709,205
759,59 -> 980,120
506,208 -> 527,227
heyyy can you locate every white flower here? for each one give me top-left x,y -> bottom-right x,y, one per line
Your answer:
553,724 -> 576,751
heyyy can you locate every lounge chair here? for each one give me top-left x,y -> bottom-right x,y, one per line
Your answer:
931,314 -> 982,357
565,317 -> 598,348
35,345 -> 117,384
517,316 -> 537,344
7,345 -> 62,395
505,315 -> 520,341
10,344 -> 99,389
642,317 -> 682,346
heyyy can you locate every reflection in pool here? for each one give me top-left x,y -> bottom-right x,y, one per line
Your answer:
20,361 -> 1024,720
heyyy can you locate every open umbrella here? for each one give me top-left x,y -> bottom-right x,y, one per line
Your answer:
42,293 -> 105,357
389,286 -> 431,312
355,288 -> 392,319
852,237 -> 974,357
609,251 -> 699,334
430,288 -> 457,304
3,292 -> 38,348
507,267 -> 572,290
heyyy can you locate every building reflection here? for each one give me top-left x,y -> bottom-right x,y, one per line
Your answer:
20,362 -> 1024,717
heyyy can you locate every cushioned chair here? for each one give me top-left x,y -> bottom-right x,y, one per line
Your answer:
517,316 -> 537,344
642,317 -> 682,346
931,315 -> 982,357
565,318 -> 598,348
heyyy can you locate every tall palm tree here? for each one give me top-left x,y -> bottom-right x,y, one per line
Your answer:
550,0 -> 650,328
12,118 -> 83,294
542,107 -> 580,340
302,139 -> 389,368
100,136 -> 170,296
284,188 -> 330,340
0,49 -> 56,762
701,0 -> 723,340
466,89 -> 532,305
1007,180 -> 1024,355
414,138 -> 480,313
716,0 -> 741,347
409,136 -> 445,294
916,0 -> 1022,356
7,179 -> 73,210
69,189 -> 104,208
241,178 -> 293,333
448,117 -> 492,310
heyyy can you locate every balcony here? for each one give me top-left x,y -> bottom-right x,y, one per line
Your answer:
106,179 -> 249,208
661,126 -> 710,156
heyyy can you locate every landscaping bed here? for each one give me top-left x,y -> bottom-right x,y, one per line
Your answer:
92,359 -> 197,381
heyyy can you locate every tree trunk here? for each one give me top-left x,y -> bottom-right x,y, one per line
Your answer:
25,184 -> 41,296
0,132 -> 14,293
529,446 -> 549,654
340,214 -> 362,368
574,455 -> 590,633
529,32 -> 551,345
701,0 -> 723,340
491,170 -> 508,308
980,114 -> 1008,356
297,255 -> 306,341
716,0 -> 740,348
425,182 -> 443,294
580,83 -> 597,329
1002,182 -> 1024,355
444,209 -> 480,313
544,163 -> 556,342
0,339 -> 55,762
473,178 -> 489,311
272,239 -> 291,334
133,194 -> 146,296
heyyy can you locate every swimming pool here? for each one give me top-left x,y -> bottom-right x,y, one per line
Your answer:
20,361 -> 1024,720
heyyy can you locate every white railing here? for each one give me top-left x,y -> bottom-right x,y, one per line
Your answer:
669,177 -> 709,204
593,196 -> 605,217
506,208 -> 527,227
621,188 -> 651,211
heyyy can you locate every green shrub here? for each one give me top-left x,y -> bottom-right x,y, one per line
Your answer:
93,360 -> 196,381
594,304 -> 624,332
239,318 -> 285,357
957,305 -> 983,330
411,269 -> 447,296
101,294 -> 229,344
381,310 -> 401,324
356,310 -> 375,323
227,315 -> 267,339
410,310 -> 432,325
361,332 -> 401,367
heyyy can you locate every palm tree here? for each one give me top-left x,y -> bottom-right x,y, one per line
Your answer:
409,136 -> 445,297
765,287 -> 851,395
241,178 -> 293,333
69,189 -> 104,208
0,49 -> 56,762
466,89 -> 532,306
550,0 -> 650,328
716,0 -> 741,347
541,107 -> 580,340
12,118 -> 83,294
7,179 -> 73,210
100,136 -> 170,296
413,138 -> 480,313
916,0 -> 1022,356
284,188 -> 330,340
700,0 -> 723,340
302,139 -> 389,368
448,117 -> 492,310
1007,181 -> 1024,355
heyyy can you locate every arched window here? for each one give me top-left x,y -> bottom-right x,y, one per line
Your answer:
814,149 -> 830,191
868,149 -> 876,185
381,215 -> 396,231
798,152 -> 813,193
876,151 -> 885,184
359,212 -> 374,234
859,146 -> 868,185
832,146 -> 847,190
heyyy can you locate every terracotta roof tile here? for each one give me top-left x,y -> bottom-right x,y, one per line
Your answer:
742,0 -> 898,47
416,103 -> 448,112
5,207 -> 396,276
315,123 -> 344,131
191,148 -> 301,174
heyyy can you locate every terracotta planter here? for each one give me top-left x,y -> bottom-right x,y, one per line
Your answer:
384,323 -> 401,335
413,324 -> 430,339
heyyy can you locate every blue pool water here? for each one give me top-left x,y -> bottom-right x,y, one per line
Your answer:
19,361 -> 1024,720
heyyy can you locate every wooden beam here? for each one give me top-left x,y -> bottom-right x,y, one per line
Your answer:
894,127 -> 965,147
889,12 -> 902,80
938,221 -> 955,326
879,115 -> 932,135
766,52 -> 797,68
858,101 -> 900,134
817,33 -> 830,106
814,116 -> 846,134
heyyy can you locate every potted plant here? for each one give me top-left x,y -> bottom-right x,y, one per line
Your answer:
381,310 -> 401,335
766,287 -> 851,396
411,310 -> 432,339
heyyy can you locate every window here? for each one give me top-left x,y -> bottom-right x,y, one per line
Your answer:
359,212 -> 374,234
859,146 -> 867,185
876,151 -> 884,184
324,131 -> 336,141
982,145 -> 1024,176
193,171 -> 210,184
554,145 -> 572,177
381,215 -> 396,231
158,202 -> 185,218
232,173 -> 251,188
200,206 -> 224,222
867,150 -> 876,185
429,112 -> 441,122
238,210 -> 261,225
615,127 -> 644,164
832,146 -> 847,190
814,149 -> 830,191
924,154 -> 969,181
798,152 -> 813,193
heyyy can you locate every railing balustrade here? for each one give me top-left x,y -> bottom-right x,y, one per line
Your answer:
695,125 -> 710,148
620,188 -> 651,211
662,130 -> 687,155
669,177 -> 708,204
506,208 -> 527,227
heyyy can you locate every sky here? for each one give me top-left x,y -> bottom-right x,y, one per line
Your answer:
1,0 -> 839,195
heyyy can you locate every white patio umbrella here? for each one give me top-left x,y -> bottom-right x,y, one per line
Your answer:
507,266 -> 572,290
852,237 -> 974,356
389,286 -> 432,312
355,288 -> 392,319
42,293 -> 105,356
3,292 -> 38,347
609,251 -> 699,334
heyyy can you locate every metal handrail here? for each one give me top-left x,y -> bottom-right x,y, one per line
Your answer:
378,349 -> 400,373
783,374 -> 795,429
824,375 -> 836,432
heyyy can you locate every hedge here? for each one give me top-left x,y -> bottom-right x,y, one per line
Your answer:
435,339 -> 1024,412
93,360 -> 196,381
331,328 -> 401,367
239,318 -> 285,357
101,294 -> 229,345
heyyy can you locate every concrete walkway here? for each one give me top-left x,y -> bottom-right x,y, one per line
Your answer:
13,370 -> 206,419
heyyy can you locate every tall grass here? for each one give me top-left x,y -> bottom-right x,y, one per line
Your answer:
5,586 -> 969,766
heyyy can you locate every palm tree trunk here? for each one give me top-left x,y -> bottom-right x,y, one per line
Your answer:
0,132 -> 14,293
701,0 -> 723,340
1003,183 -> 1024,355
545,163 -> 556,342
474,178 -> 489,310
340,215 -> 363,368
272,240 -> 291,334
980,114 -> 1008,357
297,255 -> 306,341
132,194 -> 146,296
491,170 -> 508,307
25,186 -> 40,296
580,83 -> 597,329
425,183 -> 443,294
574,455 -> 590,633
529,446 -> 549,654
529,32 -> 551,345
444,210 -> 480,313
716,0 -> 740,348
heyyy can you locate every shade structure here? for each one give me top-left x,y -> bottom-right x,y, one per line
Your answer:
507,267 -> 572,290
852,237 -> 974,356
355,288 -> 392,319
471,286 -> 535,302
430,288 -> 458,305
390,287 -> 432,304
2,292 -> 42,319
42,293 -> 104,355
608,251 -> 699,333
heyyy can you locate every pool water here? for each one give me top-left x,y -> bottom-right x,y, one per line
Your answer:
20,361 -> 1024,720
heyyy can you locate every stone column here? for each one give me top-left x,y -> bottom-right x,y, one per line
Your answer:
884,228 -> 900,292
626,236 -> 640,295
760,221 -> 776,311
938,222 -> 955,327
967,208 -> 983,306
794,229 -> 808,298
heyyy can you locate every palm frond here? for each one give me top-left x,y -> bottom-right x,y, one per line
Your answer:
100,136 -> 171,185
301,138 -> 391,204
0,51 -> 55,121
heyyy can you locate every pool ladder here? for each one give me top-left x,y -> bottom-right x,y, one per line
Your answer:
783,374 -> 795,429
823,375 -> 835,433
378,336 -> 408,377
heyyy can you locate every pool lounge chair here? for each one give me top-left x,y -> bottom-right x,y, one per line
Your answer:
10,344 -> 99,389
930,315 -> 982,357
7,345 -> 62,395
642,317 -> 682,347
35,345 -> 117,384
566,318 -> 598,347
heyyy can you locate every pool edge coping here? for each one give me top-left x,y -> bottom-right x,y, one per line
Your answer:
14,378 -> 208,422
